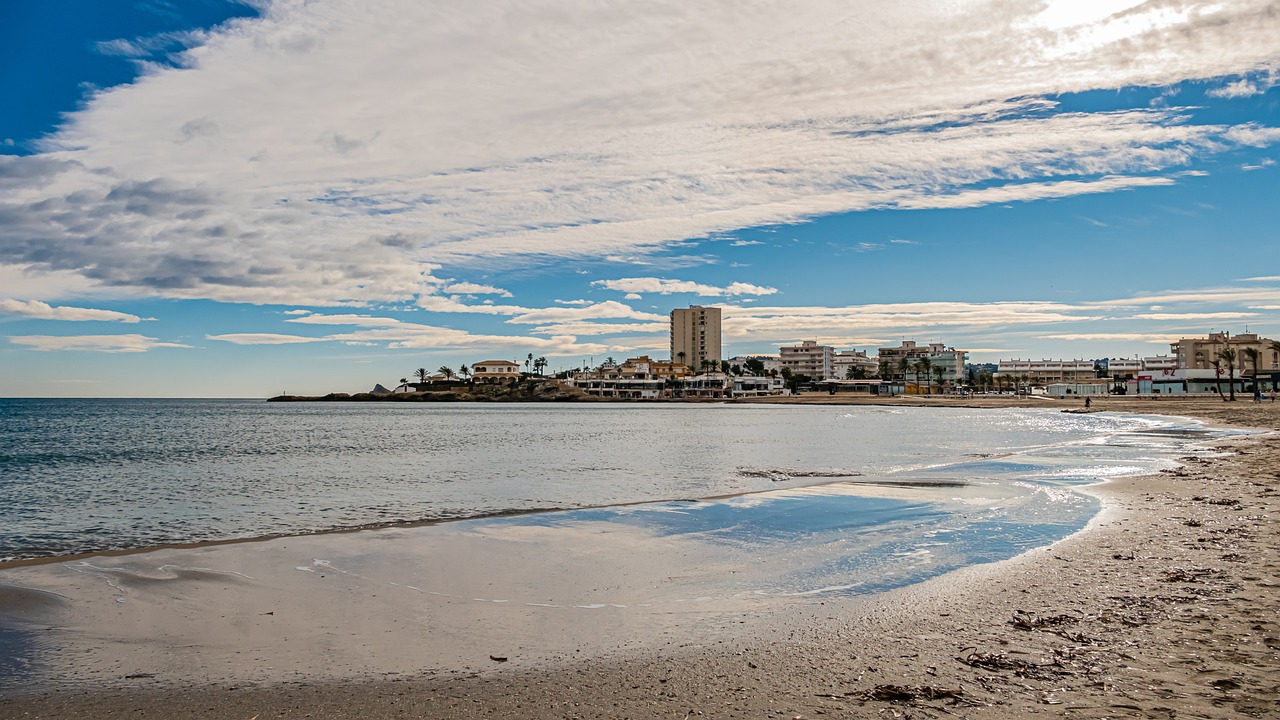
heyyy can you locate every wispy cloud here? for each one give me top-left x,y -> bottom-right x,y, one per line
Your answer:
442,282 -> 513,297
208,333 -> 327,345
1,1 -> 1277,305
0,299 -> 144,323
592,277 -> 777,298
8,334 -> 190,352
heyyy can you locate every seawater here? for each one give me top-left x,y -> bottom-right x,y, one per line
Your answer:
0,399 -> 1228,568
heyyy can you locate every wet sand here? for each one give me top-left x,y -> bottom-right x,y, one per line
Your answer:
3,396 -> 1278,718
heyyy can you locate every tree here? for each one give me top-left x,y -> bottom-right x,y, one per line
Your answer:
1218,348 -> 1237,401
415,368 -> 430,384
1243,347 -> 1260,400
526,353 -> 534,373
438,366 -> 454,380
534,357 -> 548,376
1211,359 -> 1224,399
744,358 -> 765,376
731,364 -> 743,376
458,365 -> 471,382
720,360 -> 731,375
934,365 -> 946,393
677,351 -> 687,369
896,356 -> 909,383
878,360 -> 891,380
399,377 -> 409,386
700,359 -> 718,375
918,357 -> 933,394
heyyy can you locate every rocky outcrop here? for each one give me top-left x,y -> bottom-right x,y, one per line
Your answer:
269,379 -> 599,403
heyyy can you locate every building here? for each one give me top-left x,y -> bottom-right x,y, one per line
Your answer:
727,355 -> 782,376
471,360 -> 522,384
832,350 -> 878,379
779,340 -> 834,379
1098,356 -> 1177,378
997,359 -> 1098,385
1171,332 -> 1280,372
670,306 -> 722,372
879,341 -> 967,387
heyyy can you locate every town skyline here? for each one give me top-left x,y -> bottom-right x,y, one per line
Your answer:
2,1 -> 1279,397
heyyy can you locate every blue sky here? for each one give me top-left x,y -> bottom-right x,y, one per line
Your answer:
2,0 -> 1278,397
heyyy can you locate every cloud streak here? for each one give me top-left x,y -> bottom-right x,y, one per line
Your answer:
0,299 -> 144,323
8,334 -> 191,352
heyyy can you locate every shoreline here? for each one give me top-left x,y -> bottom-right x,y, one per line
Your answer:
3,397 -> 1277,718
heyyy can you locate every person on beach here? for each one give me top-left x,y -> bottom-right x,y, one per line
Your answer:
1085,397 -> 1092,410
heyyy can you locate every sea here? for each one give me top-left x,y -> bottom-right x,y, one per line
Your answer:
0,399 -> 1235,583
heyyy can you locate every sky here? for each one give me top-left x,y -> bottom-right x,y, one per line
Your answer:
1,0 -> 1279,397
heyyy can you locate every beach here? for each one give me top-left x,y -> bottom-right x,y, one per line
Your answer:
2,396 -> 1277,719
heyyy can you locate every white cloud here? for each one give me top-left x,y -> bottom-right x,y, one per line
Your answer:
730,240 -> 764,247
207,333 -> 327,344
593,277 -> 777,297
1131,312 -> 1259,321
0,299 -> 143,323
624,293 -> 643,300
283,309 -> 311,315
1208,79 -> 1262,98
442,282 -> 512,297
8,334 -> 190,352
0,0 -> 1277,304
1040,333 -> 1186,343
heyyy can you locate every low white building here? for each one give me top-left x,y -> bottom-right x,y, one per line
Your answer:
997,359 -> 1097,385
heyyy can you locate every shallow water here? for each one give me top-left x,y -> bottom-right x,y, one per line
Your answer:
0,399 -> 1230,563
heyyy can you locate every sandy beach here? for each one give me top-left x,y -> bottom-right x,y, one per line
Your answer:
2,396 -> 1277,719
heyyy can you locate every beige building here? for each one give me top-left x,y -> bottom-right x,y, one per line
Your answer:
471,360 -> 522,384
1171,332 -> 1279,372
670,305 -> 722,372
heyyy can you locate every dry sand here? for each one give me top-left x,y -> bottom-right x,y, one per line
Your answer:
2,396 -> 1278,719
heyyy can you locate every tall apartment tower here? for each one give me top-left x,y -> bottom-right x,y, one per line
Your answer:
670,305 -> 722,371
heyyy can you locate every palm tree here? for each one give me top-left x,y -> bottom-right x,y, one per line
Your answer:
438,366 -> 454,381
677,351 -> 687,369
399,377 -> 409,386
1243,347 -> 1260,401
897,356 -> 910,383
534,356 -> 548,376
918,357 -> 933,394
458,364 -> 471,382
525,353 -> 534,374
933,365 -> 946,394
415,367 -> 430,385
1210,359 -> 1224,399
1218,348 -> 1237,401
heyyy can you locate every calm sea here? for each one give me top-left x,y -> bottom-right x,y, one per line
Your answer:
0,399 -> 1228,565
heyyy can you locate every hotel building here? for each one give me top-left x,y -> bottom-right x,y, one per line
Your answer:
670,305 -> 722,372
